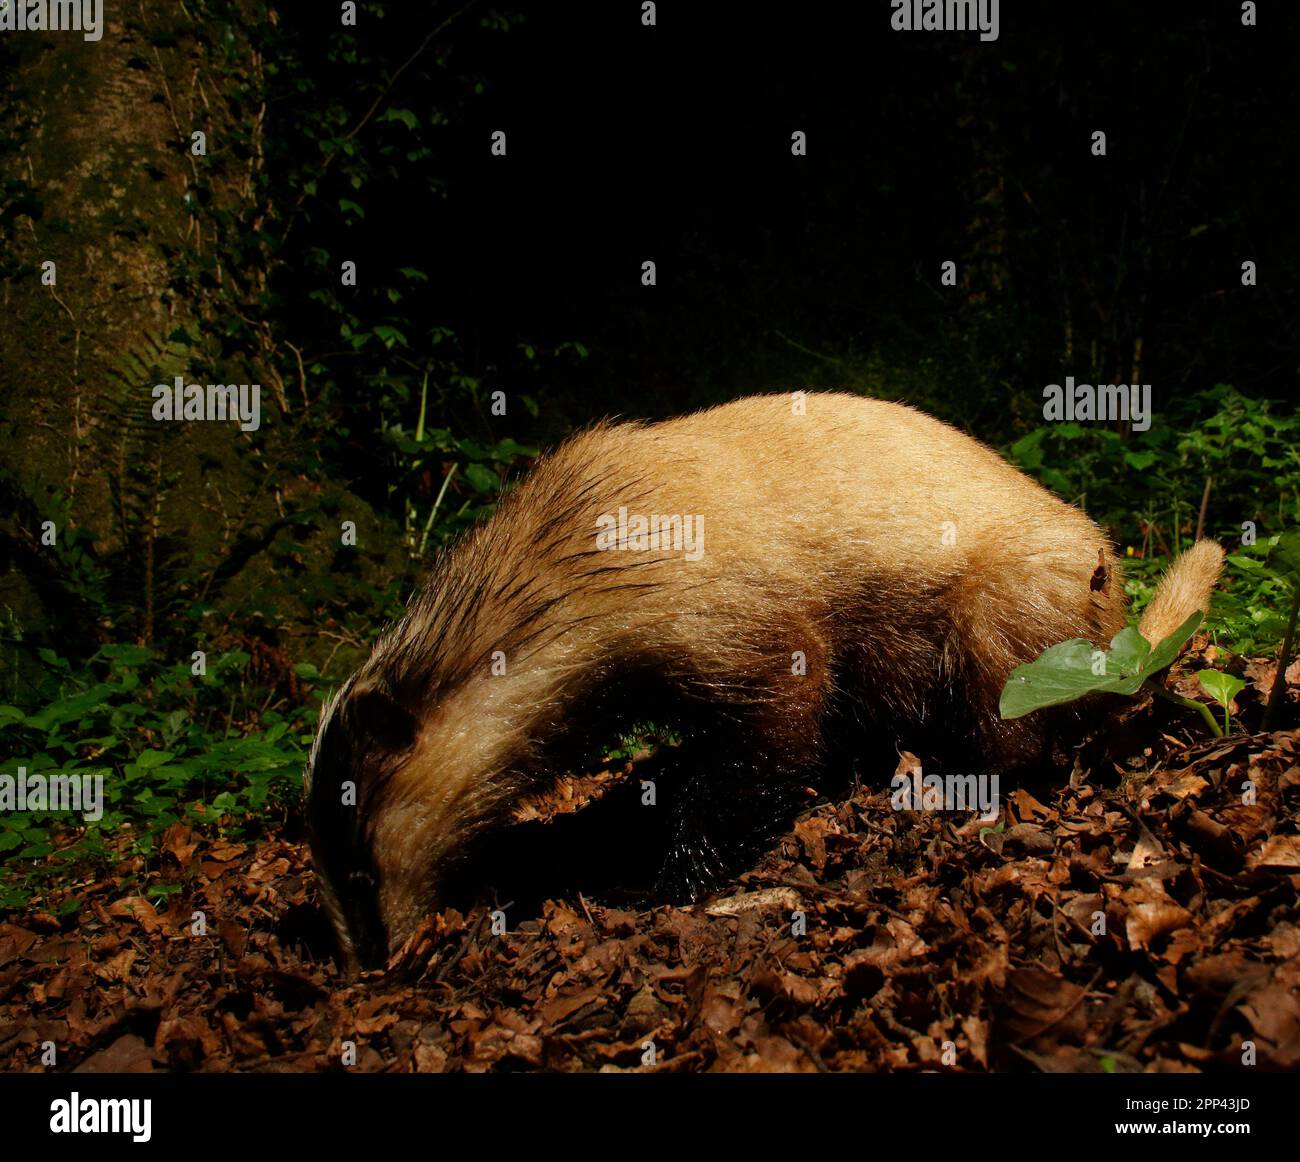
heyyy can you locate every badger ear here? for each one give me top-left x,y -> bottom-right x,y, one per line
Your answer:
348,678 -> 418,751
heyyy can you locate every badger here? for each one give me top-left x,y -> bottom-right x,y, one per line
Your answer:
304,392 -> 1223,969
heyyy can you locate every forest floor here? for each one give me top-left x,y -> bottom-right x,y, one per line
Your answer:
2,648 -> 1298,1073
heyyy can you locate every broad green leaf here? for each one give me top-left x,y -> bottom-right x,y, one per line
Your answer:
37,648 -> 70,670
136,750 -> 176,769
373,324 -> 408,349
380,107 -> 419,131
463,462 -> 500,493
1274,531 -> 1300,578
1000,611 -> 1203,720
99,644 -> 152,665
1197,670 -> 1246,709
1106,626 -> 1151,675
1145,611 -> 1205,674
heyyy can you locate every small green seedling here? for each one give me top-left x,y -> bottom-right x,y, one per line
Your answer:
1196,670 -> 1246,736
999,611 -> 1224,736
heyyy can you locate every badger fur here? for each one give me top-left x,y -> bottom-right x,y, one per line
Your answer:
304,392 -> 1224,969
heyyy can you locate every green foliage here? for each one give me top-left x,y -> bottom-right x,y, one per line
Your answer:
1005,386 -> 1299,560
1215,532 -> 1300,656
0,645 -> 320,909
1196,670 -> 1246,735
156,1 -> 543,566
383,372 -> 539,558
1004,386 -> 1298,664
604,722 -> 684,763
1000,613 -> 1202,720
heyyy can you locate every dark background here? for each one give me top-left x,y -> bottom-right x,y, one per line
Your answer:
0,0 -> 1295,887
301,0 -> 1295,441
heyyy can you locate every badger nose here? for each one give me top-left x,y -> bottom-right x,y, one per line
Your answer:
342,870 -> 388,972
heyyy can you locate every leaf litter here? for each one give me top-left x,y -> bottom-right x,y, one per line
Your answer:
2,661 -> 1297,1073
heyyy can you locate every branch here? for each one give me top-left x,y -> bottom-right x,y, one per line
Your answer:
342,0 -> 480,144
1195,475 -> 1212,541
281,0 -> 480,241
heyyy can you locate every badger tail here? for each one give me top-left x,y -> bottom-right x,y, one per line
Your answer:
1137,538 -> 1225,648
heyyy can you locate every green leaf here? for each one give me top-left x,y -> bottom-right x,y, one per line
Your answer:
463,462 -> 500,493
1197,670 -> 1246,709
999,612 -> 1203,719
1274,531 -> 1300,579
1008,429 -> 1045,470
37,648 -> 70,671
100,644 -> 153,666
1145,611 -> 1205,674
136,749 -> 176,769
373,325 -> 408,349
1106,627 -> 1151,675
380,107 -> 419,131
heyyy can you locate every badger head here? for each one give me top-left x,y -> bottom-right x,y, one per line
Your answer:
303,655 -> 531,973
302,673 -> 424,972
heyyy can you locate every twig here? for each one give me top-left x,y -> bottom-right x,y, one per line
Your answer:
1195,476 -> 1212,541
285,340 -> 309,407
771,329 -> 846,367
418,464 -> 457,559
1262,583 -> 1299,732
282,1 -> 479,242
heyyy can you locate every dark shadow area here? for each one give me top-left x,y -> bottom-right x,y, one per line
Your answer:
438,750 -> 682,918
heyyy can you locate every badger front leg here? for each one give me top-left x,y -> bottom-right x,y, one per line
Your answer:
653,629 -> 832,899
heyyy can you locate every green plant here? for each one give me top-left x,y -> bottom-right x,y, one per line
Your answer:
0,644 -> 321,909
603,722 -> 684,763
1196,670 -> 1247,736
1004,386 -> 1300,568
1223,530 -> 1300,729
999,612 -> 1223,736
382,367 -> 538,559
